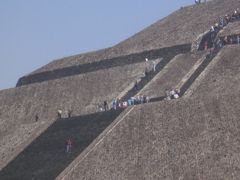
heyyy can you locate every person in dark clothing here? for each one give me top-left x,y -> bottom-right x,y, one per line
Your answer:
134,81 -> 138,90
224,14 -> 230,24
67,109 -> 72,118
65,138 -> 73,154
237,9 -> 240,19
223,36 -> 228,45
103,101 -> 108,111
145,69 -> 149,79
112,99 -> 117,110
35,114 -> 39,122
219,17 -> 224,28
204,41 -> 208,50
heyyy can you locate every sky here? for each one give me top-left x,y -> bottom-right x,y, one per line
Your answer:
0,0 -> 194,90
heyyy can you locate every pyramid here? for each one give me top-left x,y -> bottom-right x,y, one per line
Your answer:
1,0 -> 240,179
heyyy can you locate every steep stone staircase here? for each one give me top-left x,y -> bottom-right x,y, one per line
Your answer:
55,33 -> 240,180
0,110 -> 122,180
136,51 -> 207,99
1,37 -> 235,179
56,46 -> 225,180
2,5 -> 240,180
3,23 -> 239,178
179,49 -> 220,96
0,45 -> 191,180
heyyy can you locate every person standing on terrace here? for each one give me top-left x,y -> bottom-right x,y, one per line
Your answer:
103,101 -> 108,111
57,109 -> 62,119
67,109 -> 72,118
204,41 -> 208,50
35,114 -> 39,122
237,35 -> 240,44
134,81 -> 138,90
112,99 -> 117,110
65,138 -> 73,154
152,61 -> 156,72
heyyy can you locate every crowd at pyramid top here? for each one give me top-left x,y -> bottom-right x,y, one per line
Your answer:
200,7 -> 240,53
195,0 -> 206,4
53,6 -> 240,121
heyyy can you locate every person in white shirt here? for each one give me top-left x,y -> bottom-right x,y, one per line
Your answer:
152,61 -> 156,72
169,89 -> 176,99
57,109 -> 62,119
195,0 -> 201,4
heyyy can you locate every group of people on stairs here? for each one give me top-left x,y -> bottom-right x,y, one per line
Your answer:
38,6 -> 240,157
201,8 -> 240,55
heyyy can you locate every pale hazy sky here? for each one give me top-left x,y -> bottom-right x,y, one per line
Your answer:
0,0 -> 194,90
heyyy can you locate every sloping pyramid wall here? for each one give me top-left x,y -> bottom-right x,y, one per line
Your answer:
0,61 -> 150,170
0,0 -> 240,179
186,45 -> 240,98
56,45 -> 240,179
30,0 -> 240,74
56,94 -> 240,180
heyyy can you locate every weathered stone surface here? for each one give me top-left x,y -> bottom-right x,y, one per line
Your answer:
139,51 -> 207,98
0,0 -> 240,179
56,45 -> 240,180
57,95 -> 240,180
219,21 -> 240,37
0,62 -> 147,170
17,44 -> 191,86
185,45 -> 240,98
0,109 -> 124,180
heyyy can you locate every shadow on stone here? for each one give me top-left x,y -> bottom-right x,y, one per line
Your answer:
0,109 -> 123,180
16,44 -> 191,87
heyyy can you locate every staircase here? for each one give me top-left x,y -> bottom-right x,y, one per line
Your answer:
0,37 -> 232,179
56,46 -> 225,180
0,45 -> 191,180
0,110 -> 123,180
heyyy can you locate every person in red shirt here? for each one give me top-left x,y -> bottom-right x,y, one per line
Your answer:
66,138 -> 73,154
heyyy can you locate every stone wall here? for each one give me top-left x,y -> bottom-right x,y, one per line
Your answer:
185,45 -> 240,98
0,62 -> 148,170
57,94 -> 240,180
17,44 -> 191,86
139,51 -> 207,98
218,21 -> 240,37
